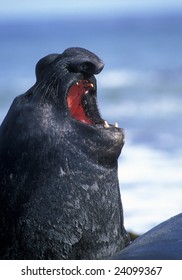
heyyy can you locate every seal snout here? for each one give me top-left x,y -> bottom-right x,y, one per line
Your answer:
62,47 -> 104,76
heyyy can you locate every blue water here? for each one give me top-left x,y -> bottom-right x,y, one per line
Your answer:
0,14 -> 182,233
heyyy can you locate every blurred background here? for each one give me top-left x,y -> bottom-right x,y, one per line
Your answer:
0,0 -> 182,234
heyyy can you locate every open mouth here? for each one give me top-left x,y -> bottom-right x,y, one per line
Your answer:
67,80 -> 118,128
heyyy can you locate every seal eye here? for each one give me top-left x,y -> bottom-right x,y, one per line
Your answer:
67,80 -> 102,125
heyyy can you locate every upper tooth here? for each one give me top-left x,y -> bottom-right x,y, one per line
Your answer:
90,83 -> 94,88
114,122 -> 119,128
104,120 -> 110,128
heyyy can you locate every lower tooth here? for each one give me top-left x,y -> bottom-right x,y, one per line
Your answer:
104,120 -> 110,128
114,122 -> 119,128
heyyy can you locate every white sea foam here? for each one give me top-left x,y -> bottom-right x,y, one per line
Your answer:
101,99 -> 182,120
98,68 -> 182,89
98,69 -> 139,88
119,142 -> 182,234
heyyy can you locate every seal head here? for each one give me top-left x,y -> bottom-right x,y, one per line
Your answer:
0,47 -> 129,259
31,47 -> 124,165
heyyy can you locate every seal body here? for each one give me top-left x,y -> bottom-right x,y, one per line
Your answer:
0,47 -> 129,259
111,213 -> 182,260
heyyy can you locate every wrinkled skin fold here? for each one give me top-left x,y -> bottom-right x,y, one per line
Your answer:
0,47 -> 130,259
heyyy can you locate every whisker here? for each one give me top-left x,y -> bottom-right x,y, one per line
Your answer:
50,78 -> 59,103
40,72 -> 58,103
32,81 -> 45,99
32,82 -> 42,94
40,80 -> 55,103
32,72 -> 59,104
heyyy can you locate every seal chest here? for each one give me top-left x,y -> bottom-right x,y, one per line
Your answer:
0,47 -> 130,259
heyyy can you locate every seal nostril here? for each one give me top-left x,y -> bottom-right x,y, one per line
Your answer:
80,61 -> 104,75
80,62 -> 96,75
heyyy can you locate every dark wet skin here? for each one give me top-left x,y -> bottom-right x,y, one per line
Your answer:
0,47 -> 130,259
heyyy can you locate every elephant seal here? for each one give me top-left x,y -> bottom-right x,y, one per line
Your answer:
111,213 -> 182,260
0,47 -> 130,259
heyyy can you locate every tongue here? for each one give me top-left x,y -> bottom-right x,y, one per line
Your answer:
67,82 -> 93,124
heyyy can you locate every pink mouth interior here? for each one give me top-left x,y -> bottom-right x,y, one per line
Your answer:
67,80 -> 93,124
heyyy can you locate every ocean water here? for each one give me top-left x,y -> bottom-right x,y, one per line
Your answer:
0,14 -> 182,234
